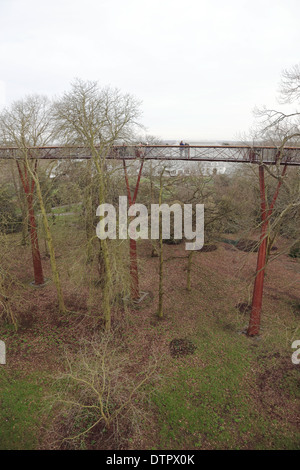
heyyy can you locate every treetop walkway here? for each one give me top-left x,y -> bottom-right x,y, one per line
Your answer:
0,144 -> 300,165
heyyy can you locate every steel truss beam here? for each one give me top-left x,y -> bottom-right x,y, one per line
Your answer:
0,145 -> 300,165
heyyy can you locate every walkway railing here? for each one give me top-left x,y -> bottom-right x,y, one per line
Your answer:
0,145 -> 299,165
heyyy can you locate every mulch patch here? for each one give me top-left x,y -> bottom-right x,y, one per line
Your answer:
169,338 -> 196,358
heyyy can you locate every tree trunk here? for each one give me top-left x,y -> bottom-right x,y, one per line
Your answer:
84,161 -> 94,263
27,192 -> 44,285
247,164 -> 287,336
34,173 -> 66,315
16,161 -> 44,285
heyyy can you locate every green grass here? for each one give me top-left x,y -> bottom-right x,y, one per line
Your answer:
153,331 -> 253,449
280,369 -> 300,399
50,203 -> 82,215
0,370 -> 45,450
152,325 -> 300,450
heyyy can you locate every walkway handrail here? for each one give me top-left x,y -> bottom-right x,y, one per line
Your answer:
0,144 -> 299,165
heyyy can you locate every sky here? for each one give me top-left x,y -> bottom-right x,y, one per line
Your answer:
0,0 -> 299,141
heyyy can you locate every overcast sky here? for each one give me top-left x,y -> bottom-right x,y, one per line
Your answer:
0,0 -> 299,141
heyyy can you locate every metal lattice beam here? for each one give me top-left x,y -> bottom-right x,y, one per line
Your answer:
0,145 -> 300,165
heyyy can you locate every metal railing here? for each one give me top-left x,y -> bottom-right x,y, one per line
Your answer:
0,144 -> 299,165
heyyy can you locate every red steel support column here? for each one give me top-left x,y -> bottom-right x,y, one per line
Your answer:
17,161 -> 44,286
247,164 -> 287,336
248,165 -> 267,336
123,160 -> 144,300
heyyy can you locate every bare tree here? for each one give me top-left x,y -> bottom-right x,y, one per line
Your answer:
279,64 -> 300,104
53,79 -> 142,330
0,95 -> 66,313
247,65 -> 300,336
0,97 -> 48,285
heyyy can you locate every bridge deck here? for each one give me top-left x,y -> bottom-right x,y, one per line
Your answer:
0,145 -> 300,165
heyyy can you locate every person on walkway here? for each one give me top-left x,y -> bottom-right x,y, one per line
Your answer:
179,140 -> 184,157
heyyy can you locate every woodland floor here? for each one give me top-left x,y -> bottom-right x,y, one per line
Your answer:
0,214 -> 299,450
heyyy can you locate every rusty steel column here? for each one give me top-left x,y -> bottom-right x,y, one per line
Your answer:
17,161 -> 44,286
247,164 -> 287,336
248,165 -> 267,336
123,160 -> 144,300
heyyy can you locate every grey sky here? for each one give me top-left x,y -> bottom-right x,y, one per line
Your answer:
0,0 -> 299,140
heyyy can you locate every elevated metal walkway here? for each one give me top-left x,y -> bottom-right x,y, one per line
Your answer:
0,144 -> 299,165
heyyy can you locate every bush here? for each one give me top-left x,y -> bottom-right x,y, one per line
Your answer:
50,333 -> 159,449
